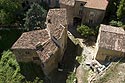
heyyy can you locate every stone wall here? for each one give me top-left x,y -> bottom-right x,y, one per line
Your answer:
42,48 -> 60,75
73,1 -> 86,18
60,4 -> 74,26
95,48 -> 123,62
60,2 -> 105,26
12,49 -> 40,64
58,26 -> 68,61
82,8 -> 105,26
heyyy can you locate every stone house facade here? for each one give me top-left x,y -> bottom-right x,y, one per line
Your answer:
60,0 -> 109,26
11,8 -> 67,75
95,24 -> 125,63
21,0 -> 108,26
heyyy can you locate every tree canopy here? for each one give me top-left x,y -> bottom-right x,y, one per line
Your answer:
0,50 -> 24,83
117,0 -> 125,20
104,0 -> 125,26
0,50 -> 44,83
24,3 -> 47,31
77,25 -> 98,37
0,0 -> 21,24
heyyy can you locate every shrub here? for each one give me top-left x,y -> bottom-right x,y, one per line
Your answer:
109,20 -> 123,27
77,25 -> 96,37
109,20 -> 118,26
66,72 -> 76,83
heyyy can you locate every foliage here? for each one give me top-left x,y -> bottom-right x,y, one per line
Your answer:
0,0 -> 21,24
103,0 -> 125,25
117,0 -> 125,20
66,72 -> 76,83
77,25 -> 98,37
0,50 -> 44,83
109,20 -> 123,27
76,55 -> 87,64
0,50 -> 24,83
24,3 -> 47,31
76,55 -> 83,63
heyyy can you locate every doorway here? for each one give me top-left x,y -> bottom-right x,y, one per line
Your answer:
73,17 -> 82,26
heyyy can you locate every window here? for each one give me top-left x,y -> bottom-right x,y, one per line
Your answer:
56,0 -> 59,7
89,12 -> 95,17
80,3 -> 83,6
33,57 -> 40,61
48,19 -> 51,23
25,51 -> 30,55
89,19 -> 93,24
79,3 -> 83,16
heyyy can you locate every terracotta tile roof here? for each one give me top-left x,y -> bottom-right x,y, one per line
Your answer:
84,0 -> 108,10
59,0 -> 75,6
36,39 -> 58,63
47,24 -> 65,39
46,8 -> 67,39
46,8 -> 67,27
60,0 -> 108,10
11,30 -> 50,49
98,24 -> 125,52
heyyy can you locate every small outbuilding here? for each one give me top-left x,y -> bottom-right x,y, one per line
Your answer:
95,24 -> 125,62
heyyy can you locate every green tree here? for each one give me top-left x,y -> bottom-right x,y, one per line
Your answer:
0,50 -> 44,83
77,25 -> 96,37
24,3 -> 47,31
117,0 -> 125,20
0,0 -> 21,24
0,50 -> 24,83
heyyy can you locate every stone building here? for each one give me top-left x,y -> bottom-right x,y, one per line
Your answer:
95,24 -> 125,63
21,0 -> 108,26
11,8 -> 67,75
46,8 -> 68,59
60,0 -> 109,26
